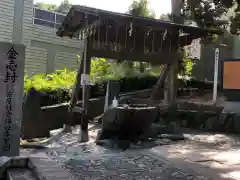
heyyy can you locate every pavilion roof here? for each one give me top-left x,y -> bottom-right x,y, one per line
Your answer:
57,5 -> 223,41
56,5 -> 224,64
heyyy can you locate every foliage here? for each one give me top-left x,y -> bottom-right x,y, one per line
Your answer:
230,9 -> 240,35
181,0 -> 240,34
24,69 -> 76,92
34,0 -> 71,14
34,3 -> 57,11
24,54 -> 193,106
24,57 -> 160,93
128,0 -> 155,18
127,0 -> 156,74
56,0 -> 71,14
182,57 -> 194,76
91,58 -> 110,82
159,14 -> 170,21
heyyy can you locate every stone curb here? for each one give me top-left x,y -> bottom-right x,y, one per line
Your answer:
6,169 -> 35,180
0,156 -> 28,179
28,157 -> 77,180
0,155 -> 76,180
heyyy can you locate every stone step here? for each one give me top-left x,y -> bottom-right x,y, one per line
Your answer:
28,157 -> 76,180
6,168 -> 36,180
1,153 -> 76,180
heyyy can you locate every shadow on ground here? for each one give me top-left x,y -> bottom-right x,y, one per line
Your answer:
21,126 -> 240,180
149,131 -> 240,180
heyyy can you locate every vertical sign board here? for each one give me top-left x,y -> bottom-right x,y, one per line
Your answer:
0,42 -> 25,156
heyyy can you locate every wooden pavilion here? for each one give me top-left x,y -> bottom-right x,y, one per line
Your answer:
57,5 -> 222,142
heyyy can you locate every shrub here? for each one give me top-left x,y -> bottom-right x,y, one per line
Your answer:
24,69 -> 76,93
23,56 -> 191,104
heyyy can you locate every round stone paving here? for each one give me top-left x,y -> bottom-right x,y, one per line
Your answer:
45,143 -> 208,180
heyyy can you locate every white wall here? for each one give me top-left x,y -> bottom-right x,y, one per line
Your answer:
22,0 -> 83,74
25,47 -> 47,74
0,0 -> 14,43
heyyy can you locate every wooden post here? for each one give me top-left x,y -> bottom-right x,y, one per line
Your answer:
79,31 -> 91,142
140,62 -> 144,73
150,64 -> 170,101
65,52 -> 84,132
164,56 -> 179,105
163,0 -> 184,105
168,61 -> 178,104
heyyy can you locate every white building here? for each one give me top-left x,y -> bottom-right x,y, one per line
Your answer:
0,0 -> 83,75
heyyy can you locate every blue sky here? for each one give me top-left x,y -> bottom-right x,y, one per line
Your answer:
34,0 -> 171,17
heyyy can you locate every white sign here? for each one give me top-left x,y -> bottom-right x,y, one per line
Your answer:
213,48 -> 219,102
80,74 -> 90,85
0,42 -> 25,156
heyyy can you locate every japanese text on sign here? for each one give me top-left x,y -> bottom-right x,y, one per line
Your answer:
5,46 -> 18,83
3,91 -> 13,152
2,46 -> 18,153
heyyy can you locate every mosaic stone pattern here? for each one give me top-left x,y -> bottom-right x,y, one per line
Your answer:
46,143 -> 208,180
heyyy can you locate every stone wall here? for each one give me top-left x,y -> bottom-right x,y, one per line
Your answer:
158,102 -> 239,134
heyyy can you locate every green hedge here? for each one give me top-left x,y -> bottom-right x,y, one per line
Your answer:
24,69 -> 76,93
24,57 -> 194,94
24,58 -> 163,93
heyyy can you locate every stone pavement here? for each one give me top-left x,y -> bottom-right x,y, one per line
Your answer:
17,129 -> 240,180
45,144 -> 209,180
6,129 -> 240,180
148,132 -> 240,180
